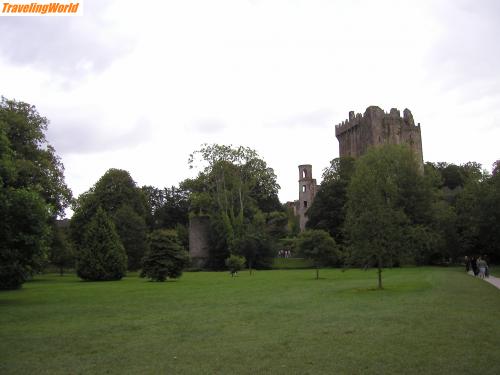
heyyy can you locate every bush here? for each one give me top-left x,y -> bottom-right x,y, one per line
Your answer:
225,254 -> 245,277
76,207 -> 127,281
141,230 -> 190,281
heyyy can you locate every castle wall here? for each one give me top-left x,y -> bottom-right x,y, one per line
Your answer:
188,215 -> 210,268
335,106 -> 423,169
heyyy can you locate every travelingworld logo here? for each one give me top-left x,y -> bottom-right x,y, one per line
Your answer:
1,0 -> 83,16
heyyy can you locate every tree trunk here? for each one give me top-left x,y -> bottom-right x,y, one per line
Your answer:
249,260 -> 253,276
377,256 -> 383,289
316,265 -> 319,280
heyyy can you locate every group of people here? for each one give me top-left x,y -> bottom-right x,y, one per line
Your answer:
465,255 -> 489,279
278,249 -> 292,258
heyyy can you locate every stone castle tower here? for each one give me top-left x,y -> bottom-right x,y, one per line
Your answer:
335,106 -> 423,169
297,164 -> 318,231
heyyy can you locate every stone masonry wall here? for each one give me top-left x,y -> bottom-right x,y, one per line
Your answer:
335,106 -> 423,169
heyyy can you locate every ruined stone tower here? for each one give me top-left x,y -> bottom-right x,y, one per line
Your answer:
188,215 -> 210,268
335,106 -> 423,168
297,164 -> 318,231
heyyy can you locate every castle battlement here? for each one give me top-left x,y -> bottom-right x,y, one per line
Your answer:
335,106 -> 420,136
335,106 -> 424,170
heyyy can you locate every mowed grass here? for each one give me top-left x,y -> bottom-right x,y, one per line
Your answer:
1,268 -> 500,374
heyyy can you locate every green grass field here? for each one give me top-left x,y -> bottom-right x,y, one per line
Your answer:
272,257 -> 314,269
1,267 -> 500,374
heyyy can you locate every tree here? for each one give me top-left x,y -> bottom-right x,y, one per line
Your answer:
186,144 -> 281,268
49,220 -> 74,276
306,157 -> 355,245
76,207 -> 127,281
113,205 -> 148,271
297,229 -> 339,279
234,231 -> 274,274
0,188 -> 50,289
141,185 -> 189,230
141,229 -> 190,281
455,168 -> 500,262
71,169 -> 148,271
225,254 -> 245,277
345,145 -> 430,289
0,98 -> 71,289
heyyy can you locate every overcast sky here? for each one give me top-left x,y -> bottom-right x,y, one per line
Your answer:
1,0 -> 499,214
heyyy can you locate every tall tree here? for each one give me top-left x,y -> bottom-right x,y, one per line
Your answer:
345,145 -> 430,289
76,207 -> 127,281
186,144 -> 281,268
0,97 -> 72,217
71,169 -> 148,270
306,157 -> 355,245
0,98 -> 71,289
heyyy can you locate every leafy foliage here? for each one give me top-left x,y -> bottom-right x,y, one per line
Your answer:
0,97 -> 71,289
297,229 -> 339,279
345,145 -> 432,288
225,254 -> 245,276
113,205 -> 148,271
49,220 -> 74,275
186,144 -> 282,268
71,169 -> 148,270
0,97 -> 72,217
0,188 -> 50,289
306,157 -> 355,245
141,229 -> 190,281
141,185 -> 189,230
76,207 -> 127,281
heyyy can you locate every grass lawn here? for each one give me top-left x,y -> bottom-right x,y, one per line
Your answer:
1,267 -> 500,374
272,257 -> 314,269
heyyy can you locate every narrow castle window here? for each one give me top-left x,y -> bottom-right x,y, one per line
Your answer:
302,185 -> 306,192
303,201 -> 308,208
302,170 -> 307,179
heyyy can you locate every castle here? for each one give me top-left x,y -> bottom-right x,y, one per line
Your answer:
189,106 -> 425,260
293,106 -> 424,230
335,106 -> 423,168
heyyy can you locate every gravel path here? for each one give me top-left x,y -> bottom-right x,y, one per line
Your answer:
484,275 -> 500,289
468,270 -> 500,289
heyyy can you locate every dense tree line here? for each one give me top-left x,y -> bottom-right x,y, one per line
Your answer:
306,145 -> 500,287
2,96 -> 498,289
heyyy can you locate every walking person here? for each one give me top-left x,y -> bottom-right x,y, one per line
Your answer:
465,256 -> 470,272
477,257 -> 488,279
471,256 -> 479,276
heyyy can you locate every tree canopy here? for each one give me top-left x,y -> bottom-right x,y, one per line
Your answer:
0,98 -> 72,289
345,145 -> 432,288
186,144 -> 283,269
71,169 -> 148,270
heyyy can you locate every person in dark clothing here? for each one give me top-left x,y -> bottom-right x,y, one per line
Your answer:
471,256 -> 479,276
465,256 -> 471,272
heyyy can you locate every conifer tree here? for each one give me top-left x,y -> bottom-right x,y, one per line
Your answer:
76,207 -> 127,281
141,230 -> 189,281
